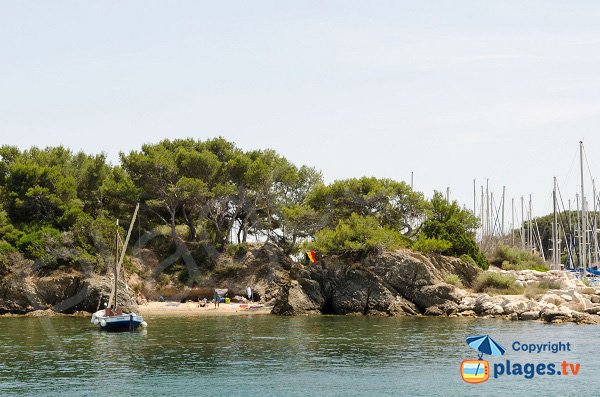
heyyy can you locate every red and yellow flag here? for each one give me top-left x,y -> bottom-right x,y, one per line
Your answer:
306,251 -> 316,264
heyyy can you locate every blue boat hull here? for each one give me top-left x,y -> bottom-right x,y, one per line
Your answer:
92,311 -> 146,332
102,317 -> 144,332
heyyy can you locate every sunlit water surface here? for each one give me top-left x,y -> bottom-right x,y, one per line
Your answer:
0,315 -> 597,396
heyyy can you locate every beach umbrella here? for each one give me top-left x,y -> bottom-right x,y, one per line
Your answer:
466,335 -> 505,358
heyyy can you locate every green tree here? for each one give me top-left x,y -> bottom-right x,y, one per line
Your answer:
307,213 -> 410,258
420,191 -> 488,269
307,177 -> 427,235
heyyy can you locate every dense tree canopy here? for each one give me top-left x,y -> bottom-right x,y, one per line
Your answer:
0,138 -> 490,283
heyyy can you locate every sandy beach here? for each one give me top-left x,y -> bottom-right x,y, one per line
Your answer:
137,301 -> 272,317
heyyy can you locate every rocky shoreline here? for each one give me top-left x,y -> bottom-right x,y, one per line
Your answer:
272,249 -> 600,324
451,271 -> 600,324
2,246 -> 600,324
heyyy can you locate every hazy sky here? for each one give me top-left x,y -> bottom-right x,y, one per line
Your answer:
2,1 -> 600,221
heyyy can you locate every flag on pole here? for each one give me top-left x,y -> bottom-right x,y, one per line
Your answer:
306,251 -> 317,264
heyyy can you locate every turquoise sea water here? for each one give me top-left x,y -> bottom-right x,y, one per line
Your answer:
0,315 -> 597,396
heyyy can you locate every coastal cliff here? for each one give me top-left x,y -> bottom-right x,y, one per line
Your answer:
271,248 -> 600,324
3,244 -> 600,325
272,249 -> 479,316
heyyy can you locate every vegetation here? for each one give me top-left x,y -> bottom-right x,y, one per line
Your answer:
0,138 -> 491,285
307,214 -> 411,258
459,254 -> 477,267
523,280 -> 562,299
473,271 -> 518,294
443,274 -> 463,288
493,244 -> 548,272
412,237 -> 452,254
418,192 -> 488,269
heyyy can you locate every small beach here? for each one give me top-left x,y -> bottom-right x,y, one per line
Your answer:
137,301 -> 272,317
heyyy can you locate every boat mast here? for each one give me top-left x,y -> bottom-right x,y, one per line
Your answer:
480,186 -> 485,243
473,179 -> 476,216
486,180 -> 490,239
528,194 -> 533,253
593,179 -> 599,267
511,197 -> 515,247
552,177 -> 559,269
580,141 -> 587,272
568,198 -> 572,269
501,186 -> 505,236
107,203 -> 140,311
520,196 -> 525,249
114,219 -> 119,309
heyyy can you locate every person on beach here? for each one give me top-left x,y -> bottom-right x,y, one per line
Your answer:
213,289 -> 220,308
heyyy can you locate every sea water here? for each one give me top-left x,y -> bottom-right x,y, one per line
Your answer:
0,315 -> 597,396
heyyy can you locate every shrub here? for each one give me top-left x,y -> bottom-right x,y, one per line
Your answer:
495,244 -> 546,270
444,274 -> 463,288
226,242 -> 249,258
16,227 -> 62,267
501,262 -> 549,272
413,237 -> 452,254
307,213 -> 410,258
419,191 -> 489,269
474,271 -> 517,293
460,254 -> 477,267
157,273 -> 170,288
0,240 -> 16,255
523,280 -> 562,299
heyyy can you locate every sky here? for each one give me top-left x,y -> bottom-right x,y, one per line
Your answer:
2,1 -> 600,223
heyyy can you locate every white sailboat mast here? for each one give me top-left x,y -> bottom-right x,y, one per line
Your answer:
552,177 -> 559,269
580,141 -> 587,271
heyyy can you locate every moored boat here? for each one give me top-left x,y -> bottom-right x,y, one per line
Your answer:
91,203 -> 147,332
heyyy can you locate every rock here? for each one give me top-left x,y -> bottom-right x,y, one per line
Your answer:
580,286 -> 596,295
273,249 -> 480,316
540,307 -> 572,323
458,296 -> 477,311
502,297 -> 534,314
584,306 -> 600,315
571,311 -> 593,324
520,311 -> 540,321
539,293 -> 565,306
591,295 -> 600,304
272,280 -> 322,315
23,309 -> 67,317
476,301 -> 504,315
425,306 -> 444,316
515,280 -> 525,289
458,310 -> 476,317
560,294 -> 573,302
0,270 -> 137,315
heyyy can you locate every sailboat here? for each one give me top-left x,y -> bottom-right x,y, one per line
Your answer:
91,203 -> 147,331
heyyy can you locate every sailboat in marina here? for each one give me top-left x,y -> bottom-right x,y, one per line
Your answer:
91,203 -> 147,331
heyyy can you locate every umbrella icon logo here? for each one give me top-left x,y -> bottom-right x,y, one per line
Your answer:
461,335 -> 505,384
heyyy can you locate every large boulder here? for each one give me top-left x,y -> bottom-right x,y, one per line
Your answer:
271,280 -> 322,315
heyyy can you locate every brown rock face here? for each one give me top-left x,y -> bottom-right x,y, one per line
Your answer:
0,270 -> 137,315
273,249 -> 480,316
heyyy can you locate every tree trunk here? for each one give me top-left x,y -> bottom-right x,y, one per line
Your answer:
182,204 -> 196,240
170,210 -> 178,243
237,219 -> 243,244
